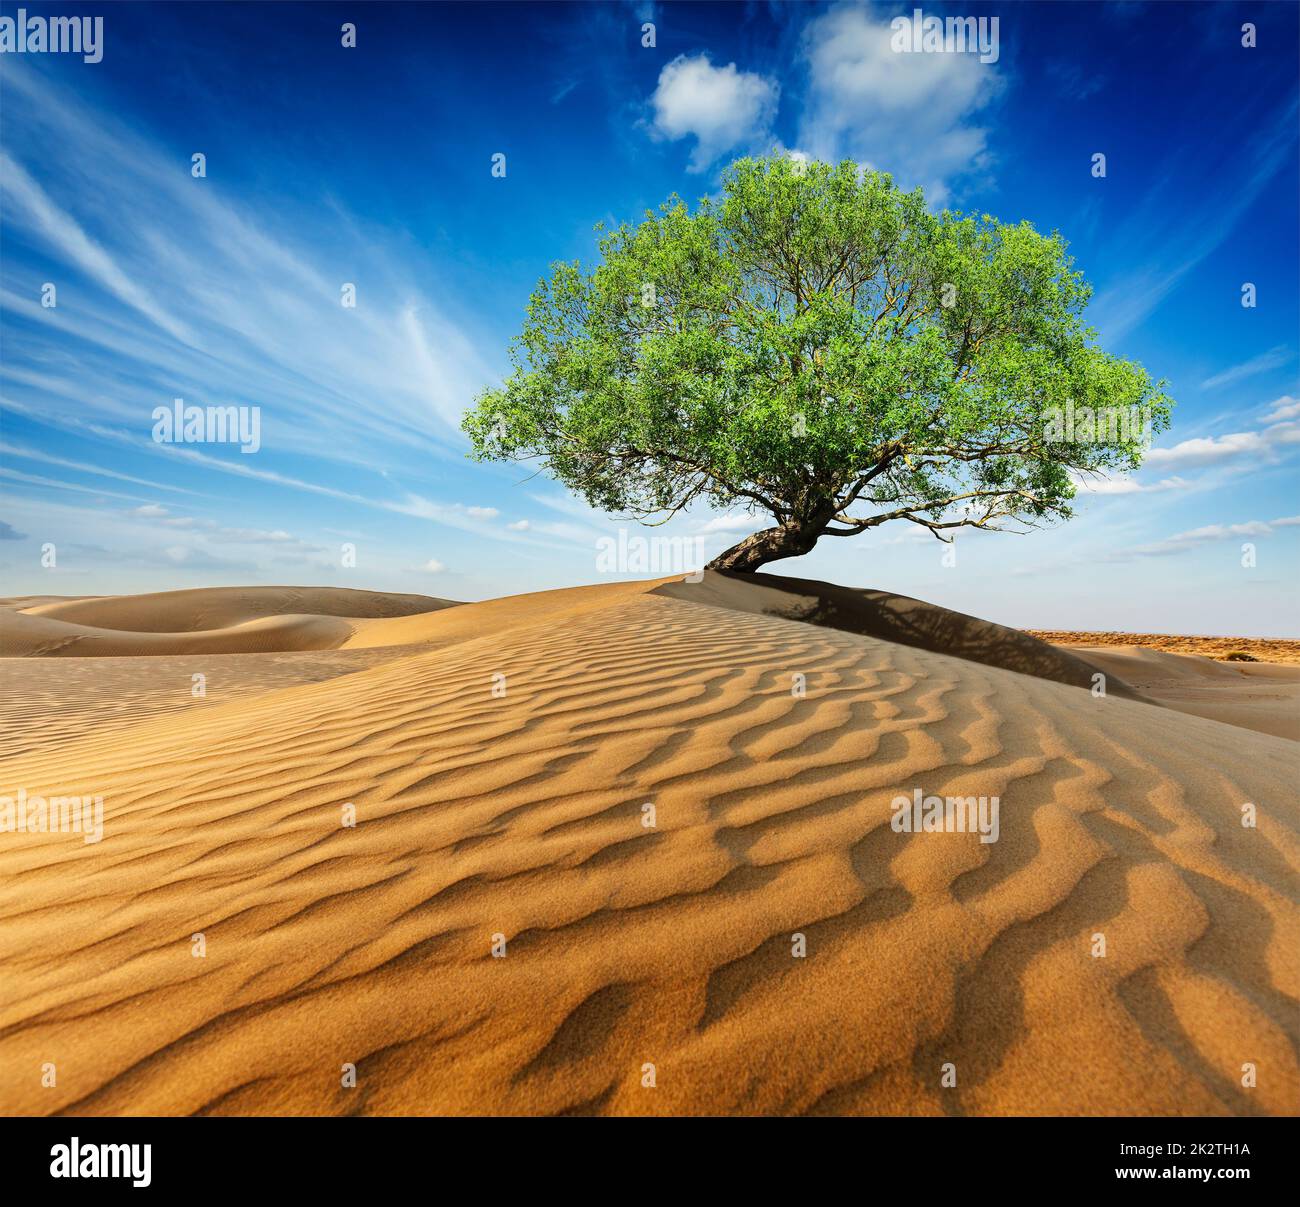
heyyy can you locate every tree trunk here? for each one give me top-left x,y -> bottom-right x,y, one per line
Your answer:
707,522 -> 823,573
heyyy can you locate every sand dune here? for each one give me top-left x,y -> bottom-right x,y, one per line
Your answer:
0,585 -> 455,658
1060,646 -> 1300,742
17,585 -> 454,630
0,573 -> 1296,1117
0,595 -> 89,611
341,578 -> 655,651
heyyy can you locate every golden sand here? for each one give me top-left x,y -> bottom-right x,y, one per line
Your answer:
0,575 -> 1296,1116
1028,630 -> 1300,666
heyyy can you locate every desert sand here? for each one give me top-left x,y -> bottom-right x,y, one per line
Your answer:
0,574 -> 1296,1116
1028,629 -> 1300,665
1040,646 -> 1300,744
0,586 -> 453,658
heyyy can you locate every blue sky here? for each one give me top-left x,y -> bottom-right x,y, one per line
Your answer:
1,1 -> 1297,634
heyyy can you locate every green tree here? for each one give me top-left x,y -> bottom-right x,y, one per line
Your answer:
463,156 -> 1172,573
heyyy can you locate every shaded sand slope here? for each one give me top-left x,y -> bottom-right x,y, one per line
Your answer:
0,586 -> 456,658
656,571 -> 1138,698
0,580 -> 1296,1117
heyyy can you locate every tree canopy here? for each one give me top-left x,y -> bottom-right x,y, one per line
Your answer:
463,156 -> 1173,572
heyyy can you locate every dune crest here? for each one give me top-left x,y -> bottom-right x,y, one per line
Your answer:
0,575 -> 1296,1116
19,585 -> 455,630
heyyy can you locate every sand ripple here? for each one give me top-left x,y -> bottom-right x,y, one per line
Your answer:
0,577 -> 1296,1116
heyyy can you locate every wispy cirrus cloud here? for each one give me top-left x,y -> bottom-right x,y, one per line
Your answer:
0,441 -> 204,495
1127,514 -> 1300,558
0,150 -> 193,344
1200,346 -> 1291,390
0,465 -> 155,504
1089,96 -> 1298,343
1072,473 -> 1189,495
0,62 -> 494,483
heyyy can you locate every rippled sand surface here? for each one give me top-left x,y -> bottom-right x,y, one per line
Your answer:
1,575 -> 1296,1115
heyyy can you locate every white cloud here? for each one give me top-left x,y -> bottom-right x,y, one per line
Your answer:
696,512 -> 758,534
124,503 -> 326,557
1128,397 -> 1300,481
1262,395 -> 1300,423
1128,514 -> 1300,558
797,6 -> 1002,203
1172,521 -> 1272,540
1072,473 -> 1189,495
210,527 -> 296,544
1143,426 -> 1300,470
423,558 -> 447,573
507,519 -> 531,531
650,54 -> 778,171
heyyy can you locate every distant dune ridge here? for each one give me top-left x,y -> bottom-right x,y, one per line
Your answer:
0,574 -> 1296,1116
0,586 -> 455,657
1029,630 -> 1300,666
